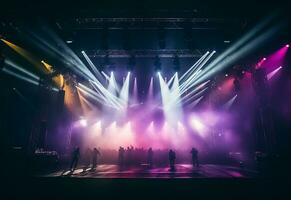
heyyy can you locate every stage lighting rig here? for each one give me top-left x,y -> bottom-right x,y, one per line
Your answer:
173,54 -> 180,72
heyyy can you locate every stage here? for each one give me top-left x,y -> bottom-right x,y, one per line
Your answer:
43,164 -> 257,178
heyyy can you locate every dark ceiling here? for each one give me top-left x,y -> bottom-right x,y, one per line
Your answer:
0,0 -> 290,79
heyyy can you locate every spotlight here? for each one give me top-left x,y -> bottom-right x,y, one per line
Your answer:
225,74 -> 228,77
66,40 -> 73,44
263,57 -> 267,60
213,50 -> 216,53
286,44 -> 290,48
80,119 -> 87,127
173,54 -> 180,71
81,50 -> 85,53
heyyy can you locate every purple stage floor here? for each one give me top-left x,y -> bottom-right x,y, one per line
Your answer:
44,164 -> 257,178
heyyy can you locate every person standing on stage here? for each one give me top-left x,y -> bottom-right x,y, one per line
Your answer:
70,146 -> 80,172
118,147 -> 125,167
190,147 -> 199,167
91,148 -> 101,170
169,149 -> 176,171
147,147 -> 154,168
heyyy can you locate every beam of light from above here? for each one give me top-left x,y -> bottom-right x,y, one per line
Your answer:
223,94 -> 238,109
0,39 -> 45,72
179,51 -> 215,94
2,68 -> 40,86
4,59 -> 40,80
81,50 -> 103,80
158,72 -> 182,127
173,80 -> 210,106
188,95 -> 204,108
79,119 -> 87,127
77,86 -> 116,109
89,80 -> 123,109
167,73 -> 176,87
267,66 -> 282,80
261,45 -> 289,72
132,77 -> 138,105
41,60 -> 54,73
166,72 -> 183,122
147,77 -> 154,102
178,51 -> 213,96
77,85 -> 105,102
18,27 -> 114,109
183,87 -> 208,105
188,115 -> 208,138
77,89 -> 94,115
22,26 -> 119,103
111,72 -> 120,92
119,72 -> 131,110
40,60 -> 64,89
149,121 -> 155,131
256,57 -> 267,69
179,69 -> 202,94
179,51 -> 209,82
180,50 -> 215,88
101,71 -> 110,80
167,72 -> 181,107
158,72 -> 171,111
191,22 -> 283,88
77,83 -> 115,107
107,72 -> 118,96
89,81 -> 119,108
26,27 -> 97,80
189,15 -> 276,85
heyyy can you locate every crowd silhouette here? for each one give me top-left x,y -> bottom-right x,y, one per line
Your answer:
69,146 -> 199,172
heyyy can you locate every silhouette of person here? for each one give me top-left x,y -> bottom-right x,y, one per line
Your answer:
190,147 -> 199,167
70,146 -> 80,172
91,148 -> 101,170
83,148 -> 92,171
147,147 -> 154,168
118,147 -> 125,167
169,149 -> 176,171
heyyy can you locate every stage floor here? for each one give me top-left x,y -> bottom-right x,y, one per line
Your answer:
44,164 -> 257,178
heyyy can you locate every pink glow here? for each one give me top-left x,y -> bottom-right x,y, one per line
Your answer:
260,46 -> 289,72
267,66 -> 282,80
255,58 -> 266,69
80,119 -> 87,127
